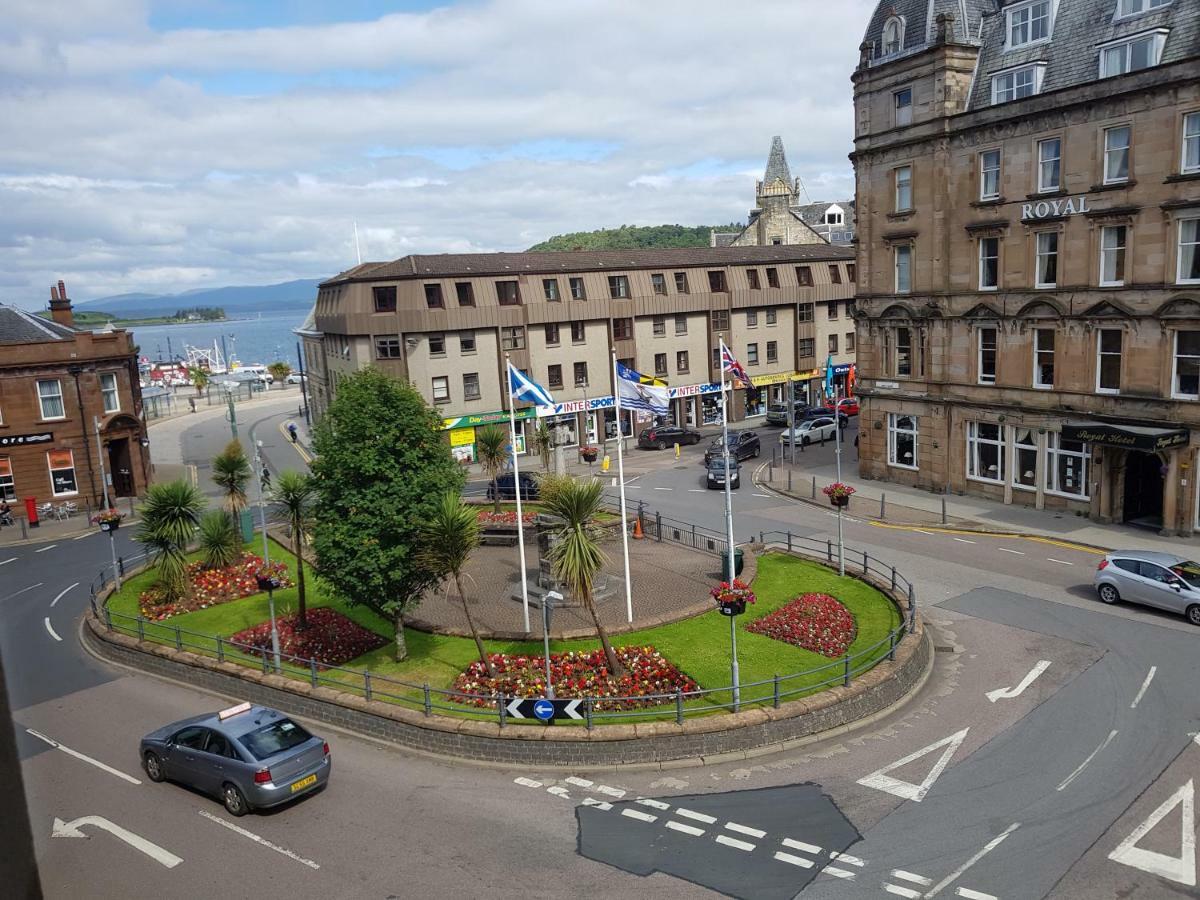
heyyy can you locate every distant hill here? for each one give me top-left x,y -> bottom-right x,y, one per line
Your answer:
76,278 -> 321,318
527,224 -> 743,252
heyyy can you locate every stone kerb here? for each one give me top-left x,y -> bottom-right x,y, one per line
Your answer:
86,555 -> 930,768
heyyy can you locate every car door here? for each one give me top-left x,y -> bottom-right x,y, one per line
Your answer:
193,730 -> 237,795
1138,562 -> 1188,613
167,725 -> 212,789
1110,558 -> 1146,603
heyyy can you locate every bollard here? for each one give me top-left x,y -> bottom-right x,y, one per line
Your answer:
843,655 -> 852,686
769,463 -> 773,482
675,688 -> 684,725
19,517 -> 27,539
137,616 -> 145,641
423,683 -> 432,716
364,671 -> 373,702
772,447 -> 777,465
498,695 -> 507,728
941,497 -> 947,524
310,659 -> 319,688
880,493 -> 886,519
217,637 -> 224,663
174,625 -> 182,650
773,674 -> 781,709
812,476 -> 817,499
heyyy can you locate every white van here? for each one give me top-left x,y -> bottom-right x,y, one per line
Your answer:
231,365 -> 273,384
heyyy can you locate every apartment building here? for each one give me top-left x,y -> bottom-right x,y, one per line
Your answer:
852,0 -> 1200,534
304,245 -> 856,461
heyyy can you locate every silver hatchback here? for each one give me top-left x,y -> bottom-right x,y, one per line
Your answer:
1093,550 -> 1200,626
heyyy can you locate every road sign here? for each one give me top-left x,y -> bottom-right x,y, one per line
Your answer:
504,697 -> 585,721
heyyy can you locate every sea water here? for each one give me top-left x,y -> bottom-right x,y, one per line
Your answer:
128,308 -> 311,368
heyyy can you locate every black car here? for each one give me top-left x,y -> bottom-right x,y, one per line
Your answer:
706,458 -> 740,490
766,403 -> 847,427
704,431 -> 761,465
637,425 -> 703,450
486,472 -> 540,500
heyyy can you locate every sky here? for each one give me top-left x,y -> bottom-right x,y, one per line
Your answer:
0,0 -> 877,305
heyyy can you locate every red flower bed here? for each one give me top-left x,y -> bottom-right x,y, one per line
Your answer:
747,593 -> 857,658
476,510 -> 536,526
138,553 -> 292,620
451,645 -> 698,709
230,608 -> 387,668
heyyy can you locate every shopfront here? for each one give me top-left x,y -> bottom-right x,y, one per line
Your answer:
441,408 -> 537,463
668,382 -> 723,428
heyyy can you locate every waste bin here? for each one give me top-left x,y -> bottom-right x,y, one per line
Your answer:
239,508 -> 254,543
719,548 -> 744,579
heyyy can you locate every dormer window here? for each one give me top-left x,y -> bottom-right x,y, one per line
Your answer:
1098,29 -> 1168,78
1007,0 -> 1053,49
824,205 -> 844,226
881,16 -> 904,56
991,64 -> 1045,104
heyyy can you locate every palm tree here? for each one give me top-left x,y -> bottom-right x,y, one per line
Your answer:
188,366 -> 209,396
198,509 -> 241,570
419,492 -> 496,677
270,470 -> 316,629
531,421 -> 553,472
211,439 -> 250,515
136,480 -> 205,602
543,478 -> 623,678
475,424 -> 508,514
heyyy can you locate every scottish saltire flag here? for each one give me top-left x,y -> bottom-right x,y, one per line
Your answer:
719,339 -> 752,389
616,361 -> 669,414
507,362 -> 555,406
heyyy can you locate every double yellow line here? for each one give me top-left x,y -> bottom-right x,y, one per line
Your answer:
277,422 -> 314,465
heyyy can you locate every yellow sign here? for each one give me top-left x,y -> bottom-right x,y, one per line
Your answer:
750,371 -> 798,388
449,427 -> 476,447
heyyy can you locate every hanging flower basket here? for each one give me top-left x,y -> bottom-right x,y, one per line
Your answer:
711,578 -> 755,617
579,446 -> 599,463
822,482 -> 856,508
92,509 -> 123,531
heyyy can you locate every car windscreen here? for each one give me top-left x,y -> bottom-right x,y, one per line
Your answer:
1170,562 -> 1200,588
239,719 -> 313,761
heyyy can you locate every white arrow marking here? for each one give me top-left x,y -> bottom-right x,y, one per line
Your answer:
1108,779 -> 1195,886
44,617 -> 62,642
562,699 -> 584,719
505,698 -> 525,718
986,660 -> 1051,702
857,728 -> 969,802
26,729 -> 141,785
52,816 -> 181,868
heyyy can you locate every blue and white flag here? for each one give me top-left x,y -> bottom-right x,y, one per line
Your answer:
823,353 -> 835,399
615,361 -> 669,414
507,362 -> 555,407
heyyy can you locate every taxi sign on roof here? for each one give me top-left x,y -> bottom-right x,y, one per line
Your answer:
218,701 -> 252,720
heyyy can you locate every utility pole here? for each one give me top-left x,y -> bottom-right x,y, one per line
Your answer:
254,440 -> 281,672
227,394 -> 238,439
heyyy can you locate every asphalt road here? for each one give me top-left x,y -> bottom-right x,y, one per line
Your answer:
5,411 -> 1199,898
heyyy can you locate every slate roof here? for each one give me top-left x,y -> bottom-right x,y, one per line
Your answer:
793,200 -> 857,229
0,306 -> 80,345
862,0 -> 991,62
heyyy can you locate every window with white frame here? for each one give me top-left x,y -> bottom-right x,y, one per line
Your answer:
895,327 -> 913,376
894,244 -> 912,293
887,414 -> 918,469
979,237 -> 1000,290
894,165 -> 912,211
967,422 -> 1006,483
48,449 -> 78,496
992,65 -> 1042,104
1046,433 -> 1090,498
1097,328 -> 1123,393
431,376 -> 450,404
1034,328 -> 1055,389
1118,0 -> 1171,15
1007,0 -> 1051,48
1103,126 -> 1131,184
1036,231 -> 1059,288
882,16 -> 903,55
1173,330 -> 1200,399
1100,225 -> 1127,286
99,372 -> 120,413
978,327 -> 998,384
1013,428 -> 1038,491
1178,217 -> 1200,284
980,149 -> 1001,200
0,457 -> 14,501
37,379 -> 64,419
1184,112 -> 1200,174
894,88 -> 913,127
1099,31 -> 1167,78
1037,138 -> 1061,192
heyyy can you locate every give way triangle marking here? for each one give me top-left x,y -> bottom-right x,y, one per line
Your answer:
1107,779 -> 1196,887
857,728 -> 970,802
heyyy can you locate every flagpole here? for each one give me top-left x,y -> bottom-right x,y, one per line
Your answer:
505,357 -> 531,633
612,349 -> 634,624
719,338 -> 740,712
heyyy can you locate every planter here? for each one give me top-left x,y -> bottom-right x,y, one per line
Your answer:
829,495 -> 850,508
99,521 -> 119,532
256,575 -> 282,592
580,449 -> 598,463
717,599 -> 746,617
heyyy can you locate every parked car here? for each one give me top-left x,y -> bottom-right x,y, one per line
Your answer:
779,416 -> 840,446
285,373 -> 307,385
706,457 -> 741,490
703,431 -> 761,465
486,471 -> 540,500
824,398 -> 860,416
1093,551 -> 1200,625
637,425 -> 702,449
765,402 -> 824,426
140,703 -> 330,816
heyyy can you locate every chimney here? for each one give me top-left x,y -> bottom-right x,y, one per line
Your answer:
49,279 -> 74,328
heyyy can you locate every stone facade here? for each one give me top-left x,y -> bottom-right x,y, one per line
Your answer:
852,2 -> 1200,535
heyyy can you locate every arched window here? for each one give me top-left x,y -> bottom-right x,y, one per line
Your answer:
882,16 -> 904,56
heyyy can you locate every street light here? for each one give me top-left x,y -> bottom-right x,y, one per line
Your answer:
833,397 -> 855,577
253,439 -> 282,672
543,590 -> 562,699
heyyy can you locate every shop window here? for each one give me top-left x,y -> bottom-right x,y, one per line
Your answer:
543,279 -> 561,302
424,284 -> 444,308
1034,328 -> 1055,389
978,327 -> 998,384
463,373 -> 481,401
37,379 -> 65,419
455,282 -> 475,306
1097,329 -> 1123,393
100,372 -> 120,413
1173,330 -> 1200,399
496,280 -> 521,306
1046,433 -> 1090,498
967,422 -> 1006,483
372,286 -> 397,312
0,457 -> 13,500
431,377 -> 450,404
48,448 -> 78,495
887,414 -> 918,470
1013,428 -> 1038,491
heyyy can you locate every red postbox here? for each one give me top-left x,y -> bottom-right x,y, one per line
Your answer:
24,497 -> 38,528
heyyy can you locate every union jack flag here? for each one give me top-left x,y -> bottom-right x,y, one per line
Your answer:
719,339 -> 752,389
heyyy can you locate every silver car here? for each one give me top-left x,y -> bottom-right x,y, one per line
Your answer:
140,703 -> 331,816
1093,550 -> 1200,626
779,416 -> 839,447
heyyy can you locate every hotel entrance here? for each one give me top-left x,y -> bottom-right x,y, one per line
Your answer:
1122,450 -> 1165,530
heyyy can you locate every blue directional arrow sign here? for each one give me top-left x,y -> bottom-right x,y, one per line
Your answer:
504,698 -> 586,721
533,698 -> 555,721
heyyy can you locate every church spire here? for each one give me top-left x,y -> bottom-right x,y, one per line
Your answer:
763,135 -> 791,186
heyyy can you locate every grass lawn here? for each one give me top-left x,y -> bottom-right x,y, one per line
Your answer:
106,546 -> 902,722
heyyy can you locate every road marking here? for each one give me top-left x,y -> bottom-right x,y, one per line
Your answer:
675,808 -> 717,825
636,798 -> 670,810
0,557 -> 16,565
782,838 -> 822,854
830,851 -> 865,866
595,785 -> 625,798
73,531 -> 97,540
621,808 -> 657,823
53,815 -> 181,868
1047,558 -> 1074,566
514,777 -> 543,788
955,889 -> 998,900
752,493 -> 771,498
925,822 -> 1020,897
546,786 -> 571,799
857,728 -> 970,802
3,582 -> 44,601
715,835 -> 756,852
50,582 -> 79,608
1107,779 -> 1195,886
1057,729 -> 1118,792
822,865 -> 855,879
1130,666 -> 1156,709
581,798 -> 612,811
198,810 -> 320,869
913,530 -> 933,536
725,822 -> 767,839
952,538 -> 975,544
43,617 -> 61,641
892,870 -> 933,886
35,544 -> 58,553
666,820 -> 705,837
997,547 -> 1024,555
26,729 -> 142,785
986,660 -> 1052,703
653,486 -> 672,491
278,421 -> 314,464
687,489 -> 706,492
884,885 -> 922,899
564,776 -> 593,788
774,851 -> 814,868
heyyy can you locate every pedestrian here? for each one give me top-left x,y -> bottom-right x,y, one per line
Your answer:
287,421 -> 298,443
261,465 -> 271,489
188,397 -> 196,413
854,432 -> 860,460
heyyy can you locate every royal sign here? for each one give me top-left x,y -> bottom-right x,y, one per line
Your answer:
1021,195 -> 1091,222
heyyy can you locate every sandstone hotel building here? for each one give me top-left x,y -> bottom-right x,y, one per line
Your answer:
852,0 -> 1200,535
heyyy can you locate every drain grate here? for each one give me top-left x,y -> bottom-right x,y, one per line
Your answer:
934,645 -> 957,653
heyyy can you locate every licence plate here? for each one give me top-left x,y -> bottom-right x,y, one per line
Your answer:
290,774 -> 317,793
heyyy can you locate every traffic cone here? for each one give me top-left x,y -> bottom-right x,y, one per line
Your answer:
632,518 -> 644,539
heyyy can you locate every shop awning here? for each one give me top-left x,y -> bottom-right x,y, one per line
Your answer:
1060,421 -> 1190,453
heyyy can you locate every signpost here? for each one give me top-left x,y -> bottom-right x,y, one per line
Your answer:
503,697 -> 585,722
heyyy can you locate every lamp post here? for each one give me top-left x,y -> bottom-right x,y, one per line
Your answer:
833,396 -> 855,577
253,440 -> 281,672
543,590 -> 562,700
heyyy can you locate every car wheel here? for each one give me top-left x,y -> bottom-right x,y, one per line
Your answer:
1187,605 -> 1200,627
752,446 -> 760,458
656,441 -> 667,450
222,783 -> 250,817
1097,583 -> 1121,605
143,751 -> 165,783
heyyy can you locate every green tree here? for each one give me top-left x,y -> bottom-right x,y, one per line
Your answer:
543,478 -> 623,677
419,492 -> 495,677
268,361 -> 292,383
188,366 -> 209,396
271,470 -> 316,629
136,481 -> 205,602
198,509 -> 241,570
475,424 -> 508,514
311,367 -> 463,661
211,439 -> 250,515
531,420 -> 553,472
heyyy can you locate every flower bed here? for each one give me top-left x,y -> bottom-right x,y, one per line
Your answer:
451,645 -> 698,709
476,510 -> 536,526
746,593 -> 857,658
137,553 -> 292,620
230,608 -> 387,668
